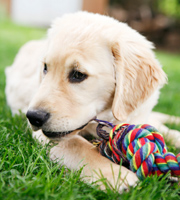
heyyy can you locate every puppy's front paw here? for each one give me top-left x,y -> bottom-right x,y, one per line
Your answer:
172,130 -> 180,148
164,129 -> 180,148
95,164 -> 138,193
120,167 -> 138,191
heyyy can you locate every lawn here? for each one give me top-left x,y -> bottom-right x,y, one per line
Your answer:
0,18 -> 180,200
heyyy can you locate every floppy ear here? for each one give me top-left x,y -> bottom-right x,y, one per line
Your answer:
111,40 -> 167,121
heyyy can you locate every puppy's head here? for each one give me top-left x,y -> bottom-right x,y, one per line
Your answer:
26,12 -> 167,139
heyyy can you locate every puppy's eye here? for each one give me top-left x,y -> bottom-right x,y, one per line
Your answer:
68,69 -> 88,83
43,63 -> 48,74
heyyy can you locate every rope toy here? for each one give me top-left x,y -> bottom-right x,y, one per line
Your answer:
94,119 -> 180,180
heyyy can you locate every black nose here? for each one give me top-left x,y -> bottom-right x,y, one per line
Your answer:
26,110 -> 50,127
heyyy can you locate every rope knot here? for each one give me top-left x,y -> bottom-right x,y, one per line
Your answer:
95,119 -> 180,180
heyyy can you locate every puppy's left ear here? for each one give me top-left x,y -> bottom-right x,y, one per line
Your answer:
111,39 -> 167,121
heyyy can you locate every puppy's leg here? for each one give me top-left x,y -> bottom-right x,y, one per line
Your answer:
151,112 -> 180,124
149,112 -> 180,148
49,134 -> 138,193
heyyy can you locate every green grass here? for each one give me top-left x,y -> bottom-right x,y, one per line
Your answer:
0,19 -> 180,200
154,51 -> 180,116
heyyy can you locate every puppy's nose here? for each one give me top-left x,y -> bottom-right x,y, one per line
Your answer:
26,110 -> 50,127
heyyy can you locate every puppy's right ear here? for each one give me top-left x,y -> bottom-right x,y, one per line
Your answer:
111,40 -> 166,122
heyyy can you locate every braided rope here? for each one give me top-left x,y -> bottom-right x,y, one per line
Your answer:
95,120 -> 180,180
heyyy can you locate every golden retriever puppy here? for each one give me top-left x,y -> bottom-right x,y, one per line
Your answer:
5,12 -> 180,192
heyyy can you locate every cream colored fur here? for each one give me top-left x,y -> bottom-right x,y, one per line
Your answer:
5,12 -> 180,192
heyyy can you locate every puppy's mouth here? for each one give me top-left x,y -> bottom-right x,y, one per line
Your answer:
42,123 -> 88,138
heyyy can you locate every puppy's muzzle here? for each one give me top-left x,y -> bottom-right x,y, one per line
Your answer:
26,109 -> 93,138
26,110 -> 50,128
